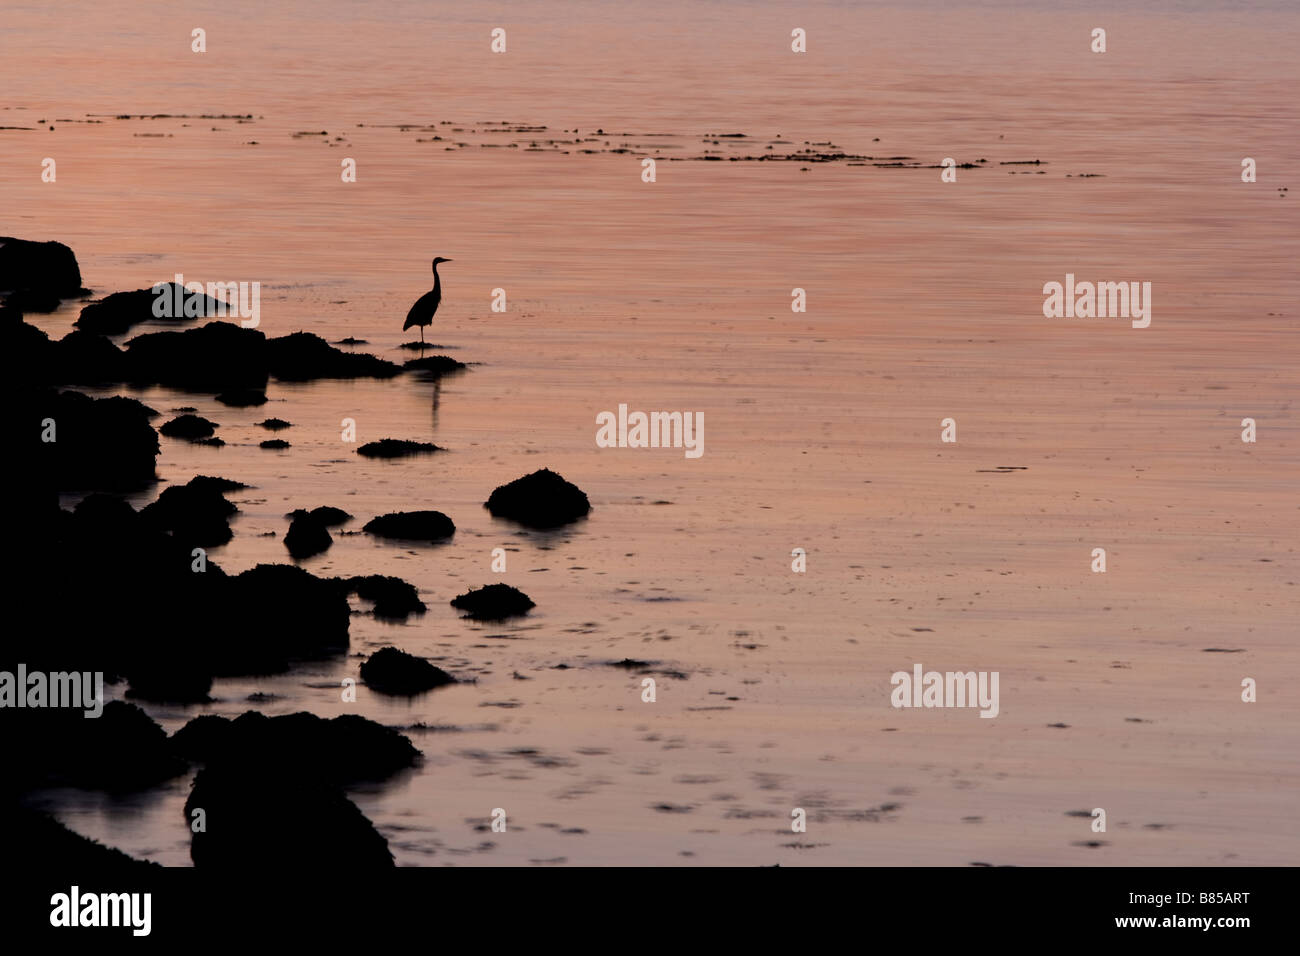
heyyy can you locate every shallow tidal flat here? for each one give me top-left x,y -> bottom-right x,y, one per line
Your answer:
5,0 -> 1298,866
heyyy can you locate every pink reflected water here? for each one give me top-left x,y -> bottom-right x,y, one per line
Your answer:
4,0 -> 1298,865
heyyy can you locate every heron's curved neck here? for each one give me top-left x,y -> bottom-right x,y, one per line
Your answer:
432,262 -> 442,290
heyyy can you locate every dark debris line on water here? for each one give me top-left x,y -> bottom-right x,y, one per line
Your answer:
28,115 -> 1061,175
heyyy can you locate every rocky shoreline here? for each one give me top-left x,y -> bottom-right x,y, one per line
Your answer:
2,235 -> 588,868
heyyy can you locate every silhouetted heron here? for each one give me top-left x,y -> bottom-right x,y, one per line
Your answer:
403,257 -> 451,347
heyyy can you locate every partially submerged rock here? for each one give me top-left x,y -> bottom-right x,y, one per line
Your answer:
177,709 -> 415,867
21,388 -> 159,490
214,387 -> 267,407
284,512 -> 332,559
403,354 -> 467,377
287,505 -> 351,526
171,710 -> 420,783
484,468 -> 590,528
186,475 -> 248,493
450,583 -> 535,620
96,394 -> 159,420
1,318 -> 55,387
125,666 -> 214,705
77,282 -> 225,335
5,492 -> 227,707
257,417 -> 292,430
185,762 -> 393,868
125,321 -> 268,392
3,701 -> 187,795
53,330 -> 127,383
340,574 -> 425,619
360,647 -> 455,695
0,236 -> 85,312
259,438 -> 290,449
357,438 -> 443,459
140,482 -> 238,547
3,805 -> 159,871
12,286 -> 449,402
266,331 -> 402,381
214,564 -> 351,674
159,413 -> 218,439
124,560 -> 351,693
363,510 -> 455,542
5,482 -> 352,710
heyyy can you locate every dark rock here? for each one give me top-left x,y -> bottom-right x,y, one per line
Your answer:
2,804 -> 158,871
185,762 -> 393,868
266,331 -> 401,381
41,318 -> 402,394
403,354 -> 467,377
186,475 -> 248,493
52,330 -> 126,383
159,413 -> 218,439
286,505 -> 351,526
140,482 -> 238,547
168,714 -> 232,758
314,719 -> 426,782
97,395 -> 160,419
3,492 -> 227,708
450,583 -> 535,620
357,438 -> 443,458
125,321 -> 269,392
0,319 -> 55,387
171,710 -> 420,783
76,702 -> 179,785
259,438 -> 290,449
20,388 -> 159,490
176,710 -> 415,867
284,512 -> 332,559
341,574 -> 425,619
23,701 -> 186,793
484,468 -> 591,528
195,437 -> 226,447
360,647 -> 455,695
257,417 -> 291,430
4,487 -> 354,715
214,388 -> 267,407
0,236 -> 85,312
363,510 -> 455,542
77,282 -> 224,335
214,564 -> 350,674
125,667 -> 213,704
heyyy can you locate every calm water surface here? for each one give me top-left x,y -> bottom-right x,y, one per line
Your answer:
4,0 -> 1298,864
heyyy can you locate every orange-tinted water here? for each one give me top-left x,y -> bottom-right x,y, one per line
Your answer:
4,0 -> 1298,864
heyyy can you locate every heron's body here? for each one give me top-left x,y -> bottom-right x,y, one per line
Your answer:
403,286 -> 440,330
403,257 -> 451,345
